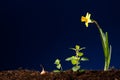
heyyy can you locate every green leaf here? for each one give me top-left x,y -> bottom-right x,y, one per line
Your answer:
54,59 -> 60,65
107,45 -> 112,69
78,52 -> 83,57
72,66 -> 80,71
56,64 -> 61,69
73,56 -> 80,60
65,57 -> 72,61
75,45 -> 80,50
105,32 -> 109,57
70,48 -> 76,51
53,70 -> 60,72
66,56 -> 76,60
109,45 -> 112,63
81,57 -> 89,61
99,28 -> 111,70
79,47 -> 86,51
66,56 -> 80,65
71,59 -> 77,65
99,28 -> 106,55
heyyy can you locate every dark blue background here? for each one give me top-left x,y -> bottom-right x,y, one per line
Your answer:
0,0 -> 120,71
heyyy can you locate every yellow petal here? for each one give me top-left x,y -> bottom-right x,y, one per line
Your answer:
81,12 -> 92,27
86,12 -> 89,18
85,22 -> 88,27
88,13 -> 91,19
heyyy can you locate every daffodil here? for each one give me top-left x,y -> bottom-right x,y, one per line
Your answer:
81,12 -> 112,71
81,12 -> 93,27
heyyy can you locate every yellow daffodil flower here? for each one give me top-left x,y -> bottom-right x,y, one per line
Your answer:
81,12 -> 93,27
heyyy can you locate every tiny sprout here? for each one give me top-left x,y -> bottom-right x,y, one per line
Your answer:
53,59 -> 63,72
66,45 -> 88,72
40,65 -> 48,75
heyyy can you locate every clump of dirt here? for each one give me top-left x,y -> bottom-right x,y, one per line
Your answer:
0,69 -> 120,80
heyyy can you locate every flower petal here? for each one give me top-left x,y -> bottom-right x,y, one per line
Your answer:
81,12 -> 92,27
85,22 -> 88,27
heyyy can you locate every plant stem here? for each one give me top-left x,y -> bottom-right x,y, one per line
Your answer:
61,66 -> 63,71
93,20 -> 110,71
76,50 -> 79,67
93,20 -> 100,29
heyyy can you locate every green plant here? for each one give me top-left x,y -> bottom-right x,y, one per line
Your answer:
81,12 -> 112,71
96,23 -> 112,71
65,45 -> 88,72
53,59 -> 63,72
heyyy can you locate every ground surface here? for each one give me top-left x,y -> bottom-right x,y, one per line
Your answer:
0,69 -> 120,80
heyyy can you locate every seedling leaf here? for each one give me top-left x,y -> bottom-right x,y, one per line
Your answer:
75,45 -> 80,50
56,64 -> 61,69
65,57 -> 72,61
53,70 -> 60,72
71,59 -> 78,65
81,57 -> 89,61
78,52 -> 83,57
54,59 -> 60,65
72,66 -> 80,71
70,48 -> 76,51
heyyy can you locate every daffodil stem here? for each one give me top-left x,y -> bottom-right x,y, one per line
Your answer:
93,20 -> 110,71
93,20 -> 101,29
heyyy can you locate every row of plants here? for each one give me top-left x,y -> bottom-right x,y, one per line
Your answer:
41,12 -> 112,74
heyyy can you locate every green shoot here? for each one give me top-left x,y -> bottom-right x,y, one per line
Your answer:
65,45 -> 88,72
53,59 -> 63,72
93,20 -> 112,71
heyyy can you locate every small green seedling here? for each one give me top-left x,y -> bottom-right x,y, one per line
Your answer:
53,59 -> 63,72
65,45 -> 88,72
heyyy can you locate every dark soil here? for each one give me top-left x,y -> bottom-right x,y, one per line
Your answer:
0,69 -> 120,80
